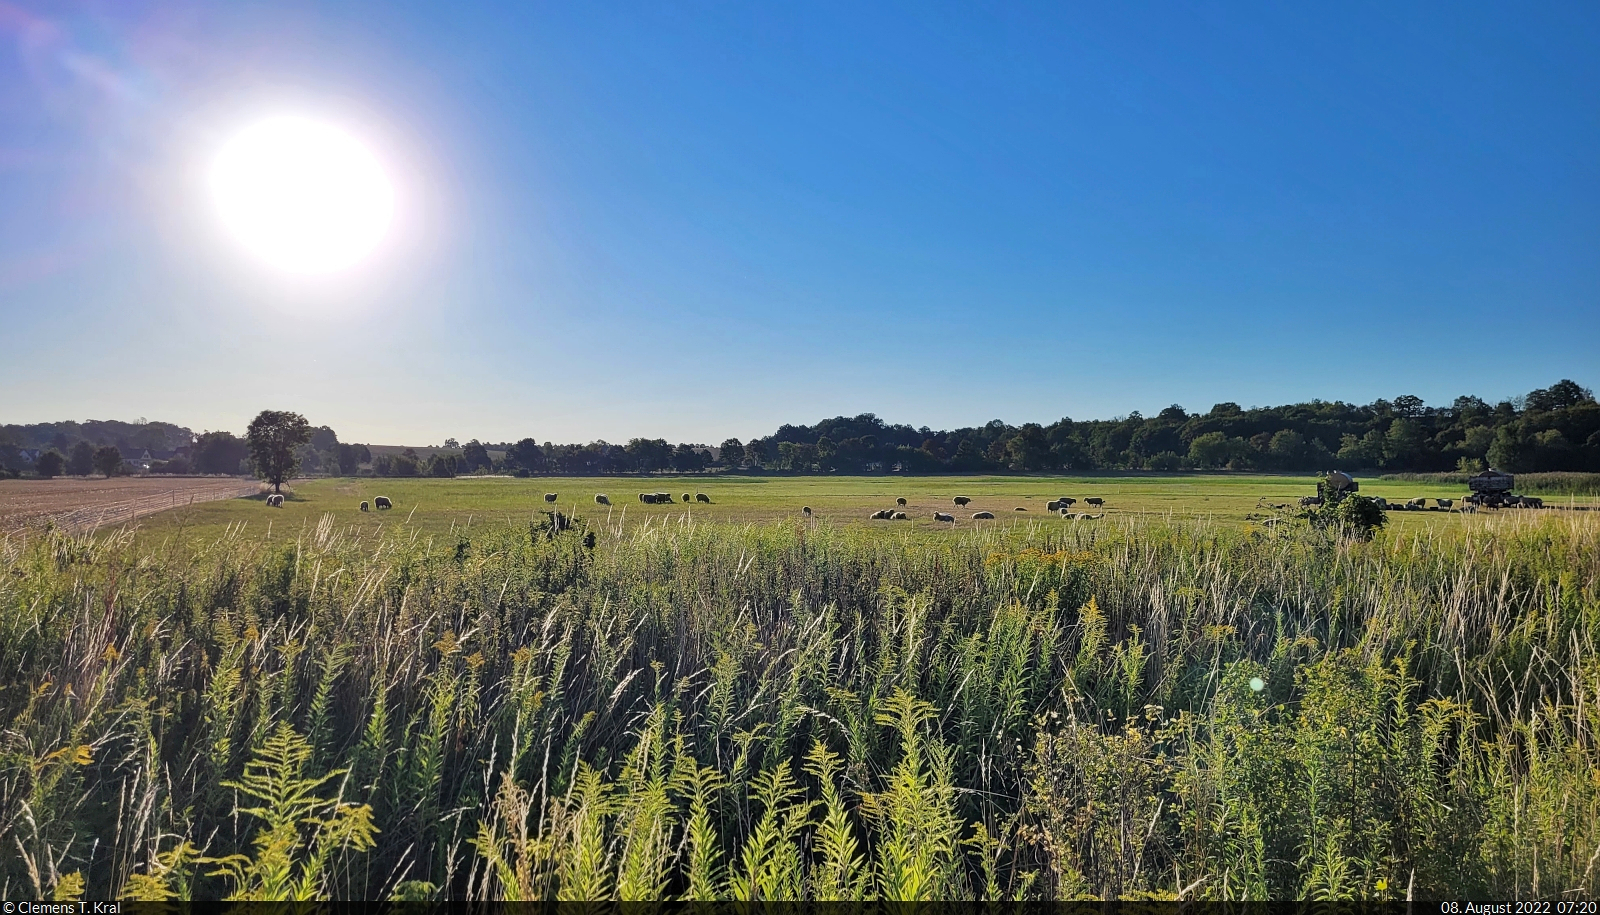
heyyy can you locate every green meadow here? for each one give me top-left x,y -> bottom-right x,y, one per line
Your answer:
112,472 -> 1593,544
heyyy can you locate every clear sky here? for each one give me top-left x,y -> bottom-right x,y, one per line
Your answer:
3,1 -> 1597,445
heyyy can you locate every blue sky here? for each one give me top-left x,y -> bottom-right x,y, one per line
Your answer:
2,1 -> 1596,444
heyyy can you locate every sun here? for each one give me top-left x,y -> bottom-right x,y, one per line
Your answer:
210,115 -> 395,276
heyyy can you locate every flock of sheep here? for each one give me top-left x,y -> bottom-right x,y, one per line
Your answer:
868,494 -> 1107,523
267,488 -> 1109,525
1294,494 -> 1463,512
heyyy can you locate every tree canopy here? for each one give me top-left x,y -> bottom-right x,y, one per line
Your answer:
246,410 -> 313,493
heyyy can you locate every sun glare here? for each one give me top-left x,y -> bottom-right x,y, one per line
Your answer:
210,115 -> 395,276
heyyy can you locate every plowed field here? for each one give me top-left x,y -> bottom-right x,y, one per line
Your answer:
0,477 -> 262,532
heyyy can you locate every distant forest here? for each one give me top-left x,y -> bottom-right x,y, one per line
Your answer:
4,379 -> 1597,477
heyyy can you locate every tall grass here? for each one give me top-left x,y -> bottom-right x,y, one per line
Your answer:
1,511 -> 1596,899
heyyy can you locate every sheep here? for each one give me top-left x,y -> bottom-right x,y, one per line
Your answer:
1436,498 -> 1453,509
802,506 -> 812,516
891,511 -> 909,520
870,509 -> 894,520
953,496 -> 972,507
1407,497 -> 1426,508
639,493 -> 654,504
1084,497 -> 1104,508
696,493 -> 710,503
896,498 -> 907,506
360,501 -> 370,512
544,493 -> 558,503
1300,496 -> 1323,507
683,493 -> 691,504
971,511 -> 994,520
656,492 -> 675,503
266,494 -> 284,507
933,512 -> 955,522
375,496 -> 392,510
1373,498 -> 1389,509
582,531 -> 596,549
595,494 -> 611,506
1058,497 -> 1077,507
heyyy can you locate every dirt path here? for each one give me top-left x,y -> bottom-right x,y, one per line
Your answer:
0,477 -> 264,533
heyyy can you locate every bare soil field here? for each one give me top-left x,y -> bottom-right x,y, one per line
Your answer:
0,476 -> 263,533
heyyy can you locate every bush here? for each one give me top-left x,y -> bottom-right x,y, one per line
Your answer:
1304,493 -> 1387,539
1146,451 -> 1183,471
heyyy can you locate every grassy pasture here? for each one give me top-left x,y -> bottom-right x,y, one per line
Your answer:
103,472 -> 1594,543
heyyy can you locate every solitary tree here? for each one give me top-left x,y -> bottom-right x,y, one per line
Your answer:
66,441 -> 96,476
93,446 -> 123,478
36,450 -> 65,478
246,410 -> 312,494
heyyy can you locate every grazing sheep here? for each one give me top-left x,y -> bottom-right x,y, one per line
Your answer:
802,506 -> 812,516
374,496 -> 392,510
657,492 -> 675,503
1058,497 -> 1077,507
1436,498 -> 1453,508
896,497 -> 907,506
266,494 -> 284,507
696,493 -> 710,503
1300,496 -> 1323,507
953,496 -> 972,507
595,494 -> 611,506
1060,508 -> 1074,517
582,531 -> 596,549
360,501 -> 370,512
1046,500 -> 1060,511
683,493 -> 691,504
1407,497 -> 1426,508
1085,497 -> 1104,508
971,511 -> 995,520
891,511 -> 908,520
870,509 -> 894,520
933,512 -> 955,522
544,493 -> 558,503
639,493 -> 654,504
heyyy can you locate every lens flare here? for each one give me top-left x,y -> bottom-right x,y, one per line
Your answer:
211,116 -> 395,275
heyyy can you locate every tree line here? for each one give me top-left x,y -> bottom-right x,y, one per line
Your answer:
480,378 -> 1599,476
5,378 -> 1595,481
